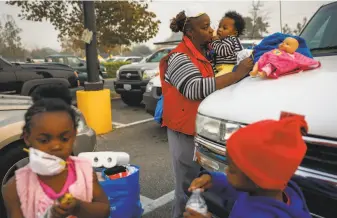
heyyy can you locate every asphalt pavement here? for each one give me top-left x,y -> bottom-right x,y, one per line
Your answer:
96,99 -> 174,217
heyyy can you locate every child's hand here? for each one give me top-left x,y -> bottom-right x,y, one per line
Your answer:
212,35 -> 220,41
188,174 -> 212,192
183,208 -> 212,218
51,198 -> 79,218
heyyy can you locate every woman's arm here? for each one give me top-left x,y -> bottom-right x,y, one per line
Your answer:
2,177 -> 25,218
165,53 -> 216,101
73,172 -> 110,218
215,57 -> 253,90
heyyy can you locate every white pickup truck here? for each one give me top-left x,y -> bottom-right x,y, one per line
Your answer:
194,2 -> 337,218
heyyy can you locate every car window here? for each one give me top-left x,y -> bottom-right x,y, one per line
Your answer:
67,57 -> 81,67
134,57 -> 143,62
242,43 -> 252,49
147,49 -> 171,62
301,2 -> 337,53
51,57 -> 65,64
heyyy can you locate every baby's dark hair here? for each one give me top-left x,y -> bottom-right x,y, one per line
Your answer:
170,11 -> 191,34
23,84 -> 79,135
223,11 -> 245,36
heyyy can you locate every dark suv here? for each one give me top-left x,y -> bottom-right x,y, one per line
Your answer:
0,56 -> 81,98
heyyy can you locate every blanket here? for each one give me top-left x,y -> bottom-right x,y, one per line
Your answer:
252,32 -> 313,63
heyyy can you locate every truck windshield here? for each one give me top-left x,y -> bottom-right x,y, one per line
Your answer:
300,2 -> 337,55
147,49 -> 171,62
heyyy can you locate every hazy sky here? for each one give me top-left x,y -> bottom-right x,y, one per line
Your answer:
0,0 -> 332,51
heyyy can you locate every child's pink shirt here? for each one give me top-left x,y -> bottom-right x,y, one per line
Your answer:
38,158 -> 77,200
15,156 -> 93,218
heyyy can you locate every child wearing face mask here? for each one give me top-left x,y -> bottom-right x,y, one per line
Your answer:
184,116 -> 312,218
2,84 -> 110,218
211,11 -> 245,75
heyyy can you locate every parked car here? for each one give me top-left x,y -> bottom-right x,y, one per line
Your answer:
193,2 -> 337,218
114,47 -> 173,106
0,94 -> 97,218
240,39 -> 262,49
143,74 -> 161,116
0,56 -> 82,100
106,56 -> 144,64
45,54 -> 107,85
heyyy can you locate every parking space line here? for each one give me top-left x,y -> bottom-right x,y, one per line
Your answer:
142,190 -> 175,215
112,121 -> 126,126
140,195 -> 154,207
112,118 -> 154,129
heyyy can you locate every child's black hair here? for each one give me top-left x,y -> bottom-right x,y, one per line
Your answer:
23,84 -> 79,135
223,11 -> 245,37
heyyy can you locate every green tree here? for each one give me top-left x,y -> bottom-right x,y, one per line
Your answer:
7,1 -> 160,50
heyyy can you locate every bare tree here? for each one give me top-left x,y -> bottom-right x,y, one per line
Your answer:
293,17 -> 307,35
282,24 -> 293,35
243,0 -> 270,39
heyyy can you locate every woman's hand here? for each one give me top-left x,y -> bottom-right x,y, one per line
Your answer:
188,174 -> 212,192
183,208 -> 212,218
236,57 -> 254,75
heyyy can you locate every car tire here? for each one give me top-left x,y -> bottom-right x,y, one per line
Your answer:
0,141 -> 28,218
121,93 -> 143,106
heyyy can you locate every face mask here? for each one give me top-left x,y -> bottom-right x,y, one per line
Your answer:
29,147 -> 66,176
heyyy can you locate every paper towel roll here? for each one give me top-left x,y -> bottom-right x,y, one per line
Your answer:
78,152 -> 130,168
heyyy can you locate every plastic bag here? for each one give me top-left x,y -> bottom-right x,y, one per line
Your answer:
186,189 -> 208,215
237,49 -> 253,65
98,165 -> 143,218
154,95 -> 163,124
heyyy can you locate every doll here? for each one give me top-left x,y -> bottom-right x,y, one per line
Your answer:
250,37 -> 320,79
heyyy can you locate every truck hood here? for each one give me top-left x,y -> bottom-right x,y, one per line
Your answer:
119,62 -> 159,71
198,55 -> 337,138
0,95 -> 32,111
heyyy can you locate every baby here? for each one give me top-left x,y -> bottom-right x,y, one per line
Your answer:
211,11 -> 245,74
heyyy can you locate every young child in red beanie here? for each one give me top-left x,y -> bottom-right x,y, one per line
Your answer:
184,115 -> 311,218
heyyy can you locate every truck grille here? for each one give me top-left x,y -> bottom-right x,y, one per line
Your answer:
119,71 -> 141,80
302,140 -> 337,175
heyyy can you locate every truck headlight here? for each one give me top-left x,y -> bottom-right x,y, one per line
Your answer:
116,70 -> 120,80
143,69 -> 158,80
146,82 -> 154,92
196,113 -> 243,143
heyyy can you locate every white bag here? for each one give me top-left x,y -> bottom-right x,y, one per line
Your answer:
237,49 -> 253,65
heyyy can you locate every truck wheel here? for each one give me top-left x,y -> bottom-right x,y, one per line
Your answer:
0,141 -> 28,218
121,93 -> 143,106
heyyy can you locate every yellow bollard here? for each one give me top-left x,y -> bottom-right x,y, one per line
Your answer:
76,89 -> 112,135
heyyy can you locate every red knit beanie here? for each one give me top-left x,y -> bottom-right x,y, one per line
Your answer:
226,115 -> 308,190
